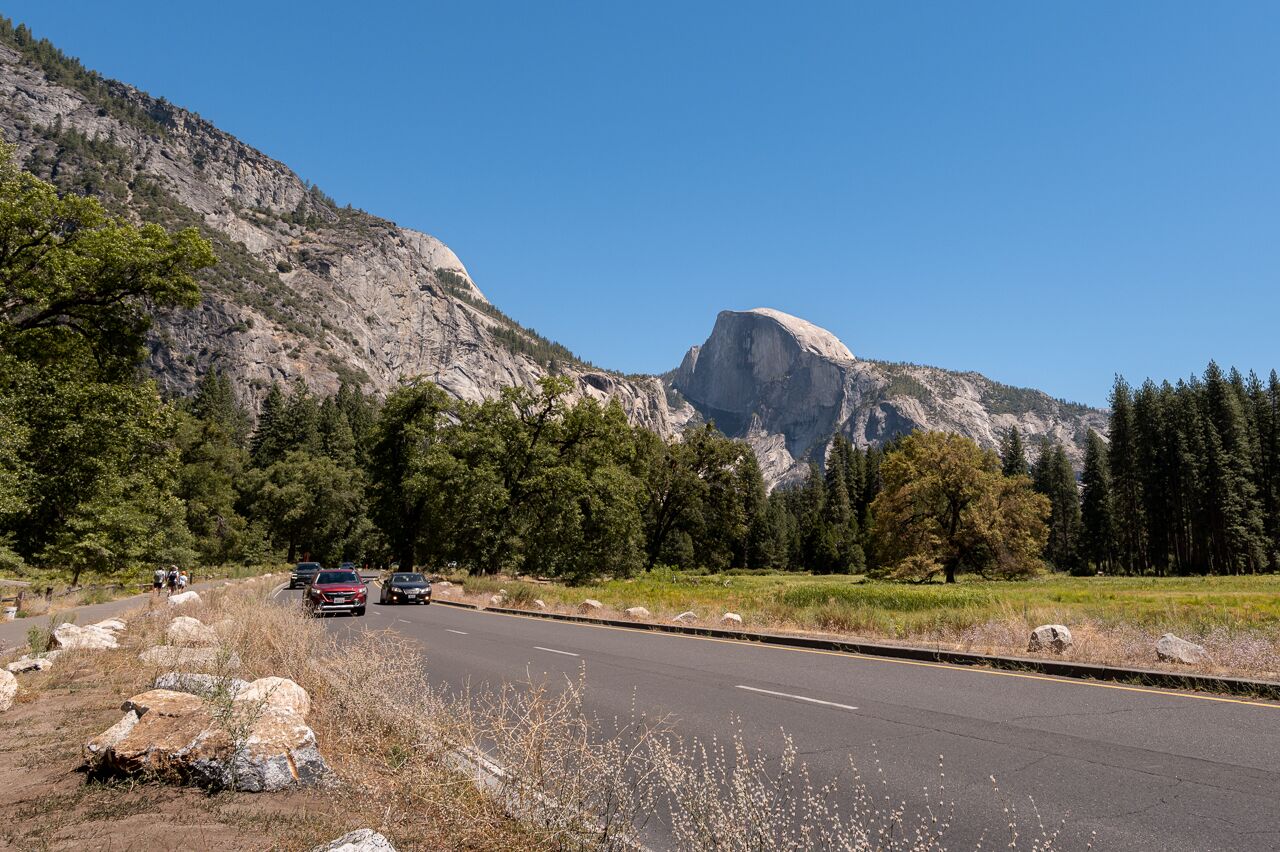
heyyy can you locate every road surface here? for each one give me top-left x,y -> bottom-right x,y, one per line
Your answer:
281,586 -> 1280,851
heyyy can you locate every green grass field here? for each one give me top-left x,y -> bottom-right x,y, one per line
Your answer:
451,570 -> 1280,645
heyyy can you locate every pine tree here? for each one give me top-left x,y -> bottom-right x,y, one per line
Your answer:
822,439 -> 864,572
1107,376 -> 1145,573
1033,440 -> 1081,570
1079,430 -> 1113,572
1200,362 -> 1265,573
317,396 -> 357,466
1133,381 -> 1172,575
250,384 -> 288,466
1000,426 -> 1029,478
190,369 -> 251,447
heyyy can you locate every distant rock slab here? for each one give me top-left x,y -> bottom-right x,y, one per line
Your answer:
1028,624 -> 1073,654
85,685 -> 327,791
6,651 -> 60,673
140,645 -> 241,672
235,676 -> 311,717
1155,633 -> 1210,666
0,669 -> 16,711
154,672 -> 248,699
311,829 -> 397,852
53,622 -> 119,651
167,616 -> 219,647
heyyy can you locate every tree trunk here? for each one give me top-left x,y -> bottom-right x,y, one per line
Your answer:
944,561 -> 957,584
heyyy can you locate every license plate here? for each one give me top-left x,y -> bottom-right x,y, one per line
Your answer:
332,596 -> 348,603
406,591 -> 419,596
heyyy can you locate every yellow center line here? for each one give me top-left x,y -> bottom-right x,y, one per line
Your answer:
450,604 -> 1280,711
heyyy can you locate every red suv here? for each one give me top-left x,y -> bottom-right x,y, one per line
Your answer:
303,569 -> 367,617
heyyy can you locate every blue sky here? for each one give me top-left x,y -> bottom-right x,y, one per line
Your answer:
7,2 -> 1280,406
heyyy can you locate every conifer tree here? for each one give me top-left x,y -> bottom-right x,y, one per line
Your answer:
1107,376 -> 1144,573
1079,430 -> 1114,572
1200,362 -> 1265,573
1000,426 -> 1029,478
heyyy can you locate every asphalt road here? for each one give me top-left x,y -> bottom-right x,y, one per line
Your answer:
278,586 -> 1280,851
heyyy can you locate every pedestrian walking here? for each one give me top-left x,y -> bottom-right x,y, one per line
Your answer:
166,565 -> 178,596
152,566 -> 166,596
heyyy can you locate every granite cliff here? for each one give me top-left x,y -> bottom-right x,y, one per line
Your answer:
0,27 -> 1105,488
671,309 -> 1107,486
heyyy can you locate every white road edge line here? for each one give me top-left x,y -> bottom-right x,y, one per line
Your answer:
446,629 -> 469,635
534,646 -> 580,657
735,684 -> 857,711
269,582 -> 288,600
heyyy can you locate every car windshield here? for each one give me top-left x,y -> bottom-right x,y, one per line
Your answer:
393,573 -> 426,584
315,571 -> 359,584
296,562 -> 321,571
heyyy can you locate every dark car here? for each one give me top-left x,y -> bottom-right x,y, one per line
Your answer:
303,570 -> 367,616
289,561 -> 322,589
380,572 -> 432,605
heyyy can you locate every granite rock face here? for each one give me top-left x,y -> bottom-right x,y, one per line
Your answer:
0,43 -> 692,439
672,308 -> 1108,487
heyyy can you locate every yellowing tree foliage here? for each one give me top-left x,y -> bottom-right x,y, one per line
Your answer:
871,431 -> 1049,583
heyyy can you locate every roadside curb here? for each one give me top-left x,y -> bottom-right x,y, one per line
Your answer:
433,598 -> 1280,701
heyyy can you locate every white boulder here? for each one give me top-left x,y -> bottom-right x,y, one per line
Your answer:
6,651 -> 60,673
53,622 -> 119,651
1028,624 -> 1073,654
488,594 -> 506,606
311,829 -> 398,852
154,672 -> 248,698
579,599 -> 604,613
85,688 -> 327,791
167,616 -> 219,647
167,590 -> 201,607
92,618 -> 127,633
0,669 -> 16,711
140,646 -> 241,671
235,677 -> 311,717
673,611 -> 698,623
721,612 -> 743,626
624,606 -> 651,619
1156,634 -> 1210,666
533,599 -> 547,609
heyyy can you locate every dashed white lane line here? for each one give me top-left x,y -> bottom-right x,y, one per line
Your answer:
396,618 -> 410,624
534,646 -> 580,657
735,685 -> 858,711
446,629 -> 469,635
